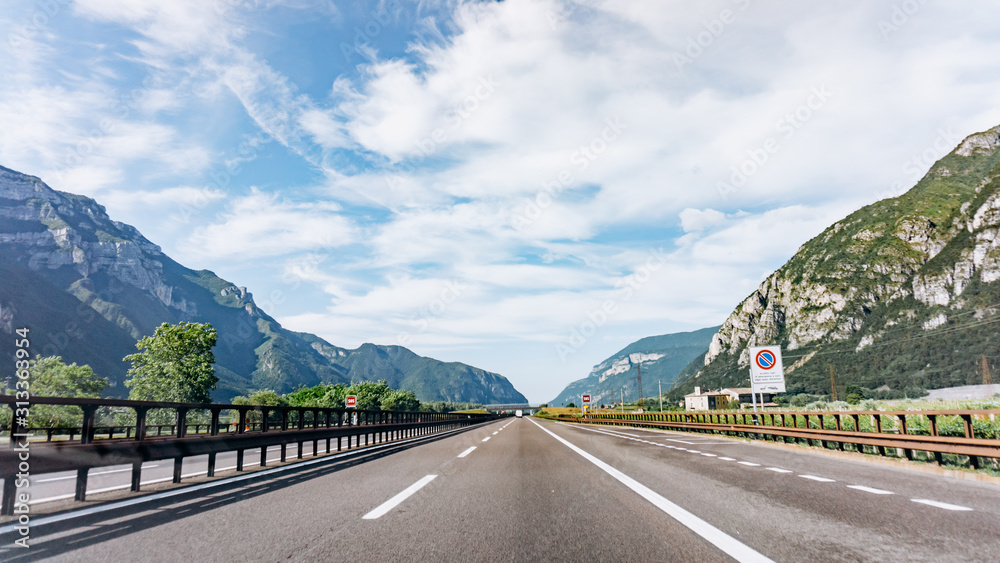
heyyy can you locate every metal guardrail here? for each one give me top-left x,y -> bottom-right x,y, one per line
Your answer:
542,409 -> 1000,469
0,395 -> 498,515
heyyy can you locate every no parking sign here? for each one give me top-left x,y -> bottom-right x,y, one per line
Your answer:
748,346 -> 786,393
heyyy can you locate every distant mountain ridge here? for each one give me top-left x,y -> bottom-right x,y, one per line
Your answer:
0,165 -> 527,404
669,123 -> 1000,400
550,327 -> 718,406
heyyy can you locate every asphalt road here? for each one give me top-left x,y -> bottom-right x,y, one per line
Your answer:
2,417 -> 999,562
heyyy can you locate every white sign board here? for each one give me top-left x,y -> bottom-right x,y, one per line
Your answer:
748,346 -> 786,393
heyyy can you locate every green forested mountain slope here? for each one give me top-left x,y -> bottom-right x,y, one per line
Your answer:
669,124 -> 1000,401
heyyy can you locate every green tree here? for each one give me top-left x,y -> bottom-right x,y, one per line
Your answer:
381,389 -> 420,412
347,380 -> 392,410
3,356 -> 108,428
124,322 -> 218,403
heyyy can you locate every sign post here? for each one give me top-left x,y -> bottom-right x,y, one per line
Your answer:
748,346 -> 786,423
582,394 -> 591,418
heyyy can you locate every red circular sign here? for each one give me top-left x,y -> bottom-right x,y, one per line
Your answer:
755,350 -> 776,370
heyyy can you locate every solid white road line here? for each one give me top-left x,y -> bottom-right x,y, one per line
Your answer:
911,499 -> 972,511
799,475 -> 835,483
530,418 -> 773,563
36,466 -> 159,483
457,447 -> 477,458
363,475 -> 438,520
847,485 -> 893,495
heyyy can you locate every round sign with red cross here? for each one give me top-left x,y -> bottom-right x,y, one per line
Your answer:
755,349 -> 777,370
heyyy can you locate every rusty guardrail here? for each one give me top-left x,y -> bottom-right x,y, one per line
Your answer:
0,395 -> 498,515
542,409 -> 1000,469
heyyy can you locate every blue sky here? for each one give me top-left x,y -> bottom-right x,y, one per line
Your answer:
3,0 -> 1000,402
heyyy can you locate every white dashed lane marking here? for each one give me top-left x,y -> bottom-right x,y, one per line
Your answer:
911,499 -> 972,511
847,485 -> 893,495
799,475 -> 835,483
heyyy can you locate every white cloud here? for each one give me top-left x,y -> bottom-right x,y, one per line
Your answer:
679,208 -> 726,232
183,189 -> 356,260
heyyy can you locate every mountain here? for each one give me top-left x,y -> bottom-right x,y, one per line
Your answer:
550,327 -> 719,406
669,124 -> 1000,400
0,165 -> 527,404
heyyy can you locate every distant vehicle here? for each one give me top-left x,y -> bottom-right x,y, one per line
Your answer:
515,410 -> 523,418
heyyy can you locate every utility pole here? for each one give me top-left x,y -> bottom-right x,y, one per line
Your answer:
982,355 -> 993,385
830,365 -> 837,402
636,362 -> 643,411
658,380 -> 663,412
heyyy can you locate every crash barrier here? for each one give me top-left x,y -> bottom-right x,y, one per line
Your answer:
543,409 -> 1000,470
0,395 -> 497,515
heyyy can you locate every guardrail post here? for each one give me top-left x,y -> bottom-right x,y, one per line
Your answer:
75,468 -> 89,501
80,405 -> 97,445
176,408 -> 188,439
926,415 -> 942,464
961,415 -> 980,468
851,414 -> 863,454
873,415 -> 885,456
894,414 -> 910,460
1,474 -> 15,516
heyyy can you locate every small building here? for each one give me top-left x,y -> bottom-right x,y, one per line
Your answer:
720,387 -> 775,407
684,387 -> 733,411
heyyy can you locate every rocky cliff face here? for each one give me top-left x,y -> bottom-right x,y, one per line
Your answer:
676,124 -> 1000,396
0,165 -> 527,404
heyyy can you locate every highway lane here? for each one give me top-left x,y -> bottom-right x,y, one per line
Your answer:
2,417 -> 998,561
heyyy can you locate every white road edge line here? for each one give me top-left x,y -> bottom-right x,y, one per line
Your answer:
911,499 -> 972,511
457,447 -> 477,458
847,485 -> 893,495
529,418 -> 773,563
362,475 -> 438,520
737,462 -> 760,467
